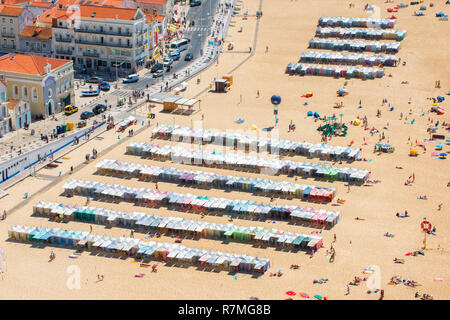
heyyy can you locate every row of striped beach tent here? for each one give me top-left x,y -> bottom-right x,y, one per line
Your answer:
308,38 -> 401,54
32,201 -> 324,251
8,225 -> 271,274
96,159 -> 337,202
318,16 -> 396,29
286,63 -> 385,80
61,179 -> 341,227
125,143 -> 369,184
299,51 -> 398,67
315,27 -> 406,41
150,124 -> 361,161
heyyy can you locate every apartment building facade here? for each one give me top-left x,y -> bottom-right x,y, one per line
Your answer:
0,79 -> 10,135
18,25 -> 52,56
0,4 -> 33,53
50,5 -> 148,75
0,53 -> 74,119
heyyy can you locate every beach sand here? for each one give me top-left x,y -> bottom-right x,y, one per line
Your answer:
0,0 -> 449,300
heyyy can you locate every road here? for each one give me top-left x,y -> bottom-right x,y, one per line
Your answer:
122,0 -> 219,91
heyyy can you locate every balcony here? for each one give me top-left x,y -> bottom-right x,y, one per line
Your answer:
83,51 -> 100,58
1,44 -> 15,49
56,49 -> 73,55
2,33 -> 16,38
74,28 -> 132,37
55,37 -> 72,43
75,39 -> 132,48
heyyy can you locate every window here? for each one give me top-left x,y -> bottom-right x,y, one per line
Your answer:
13,85 -> 18,98
22,86 -> 28,99
2,18 -> 4,23
9,19 -> 13,24
26,41 -> 29,47
43,43 -> 46,48
48,88 -> 52,98
32,88 -> 38,102
1,92 -> 5,102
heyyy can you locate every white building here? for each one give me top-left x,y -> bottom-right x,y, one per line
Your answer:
0,79 -> 10,136
47,5 -> 148,75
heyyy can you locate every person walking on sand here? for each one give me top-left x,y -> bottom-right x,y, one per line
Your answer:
437,203 -> 442,211
49,250 -> 55,261
334,233 -> 336,242
265,45 -> 269,53
155,182 -> 158,190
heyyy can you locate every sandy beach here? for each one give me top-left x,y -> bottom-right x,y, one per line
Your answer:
0,0 -> 449,300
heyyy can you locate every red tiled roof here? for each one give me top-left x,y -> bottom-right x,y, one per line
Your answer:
41,4 -> 140,21
136,0 -> 167,4
0,54 -> 71,76
78,5 -> 139,20
0,4 -> 24,16
29,1 -> 54,8
38,7 -> 74,22
19,25 -> 52,39
7,98 -> 20,110
0,0 -> 27,5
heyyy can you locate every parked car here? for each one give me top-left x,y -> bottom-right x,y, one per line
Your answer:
64,105 -> 78,115
99,82 -> 110,91
77,120 -> 87,128
169,51 -> 180,60
190,0 -> 201,7
163,57 -> 173,67
80,111 -> 95,119
123,74 -> 139,83
152,70 -> 164,78
184,53 -> 194,61
86,76 -> 102,83
151,63 -> 163,73
92,104 -> 107,115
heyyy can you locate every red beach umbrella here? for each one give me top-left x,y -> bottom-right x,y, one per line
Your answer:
286,291 -> 296,296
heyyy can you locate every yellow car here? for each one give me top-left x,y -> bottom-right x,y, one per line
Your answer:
64,105 -> 78,115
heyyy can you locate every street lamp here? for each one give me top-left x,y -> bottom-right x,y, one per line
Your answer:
114,58 -> 127,89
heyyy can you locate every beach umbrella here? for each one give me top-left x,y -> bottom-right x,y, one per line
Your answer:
307,111 -> 313,116
314,112 -> 320,118
314,294 -> 323,300
439,153 -> 447,157
286,291 -> 296,296
409,149 -> 418,156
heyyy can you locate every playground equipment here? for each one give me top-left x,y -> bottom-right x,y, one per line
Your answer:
317,115 -> 348,137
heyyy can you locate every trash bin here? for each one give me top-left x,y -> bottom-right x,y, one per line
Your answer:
62,124 -> 67,133
56,125 -> 62,134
